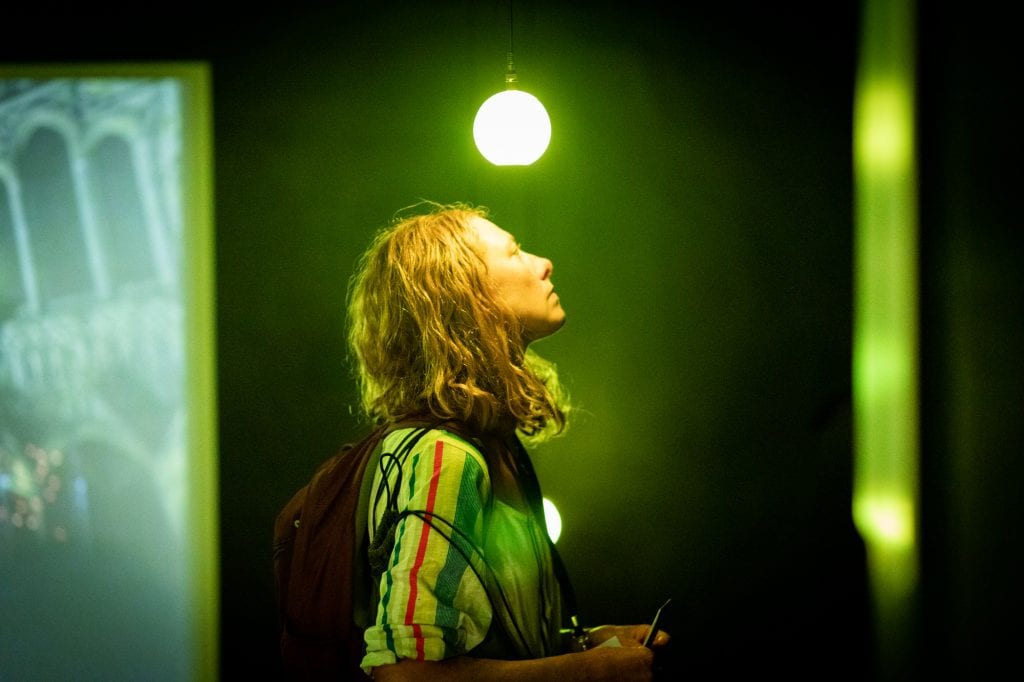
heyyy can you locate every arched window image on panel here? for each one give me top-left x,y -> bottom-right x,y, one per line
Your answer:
0,179 -> 25,318
16,128 -> 92,305
0,65 -> 214,681
86,135 -> 156,288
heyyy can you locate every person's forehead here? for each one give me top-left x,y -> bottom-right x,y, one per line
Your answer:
470,216 -> 514,245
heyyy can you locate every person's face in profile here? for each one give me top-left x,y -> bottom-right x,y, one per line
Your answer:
471,216 -> 565,345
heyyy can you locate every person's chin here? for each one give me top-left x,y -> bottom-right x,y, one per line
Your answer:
524,317 -> 565,345
545,315 -> 567,337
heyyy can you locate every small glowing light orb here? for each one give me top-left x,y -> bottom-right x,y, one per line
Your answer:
542,497 -> 562,543
473,89 -> 551,165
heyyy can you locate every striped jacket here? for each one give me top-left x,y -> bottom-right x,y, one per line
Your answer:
360,427 -> 563,672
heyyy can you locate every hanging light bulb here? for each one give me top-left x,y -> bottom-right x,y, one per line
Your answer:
474,3 -> 551,166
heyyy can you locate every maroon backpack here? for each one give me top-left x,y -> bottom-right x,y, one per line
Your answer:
273,423 -> 392,679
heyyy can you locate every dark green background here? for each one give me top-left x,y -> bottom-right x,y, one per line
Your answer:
212,3 -> 863,676
4,1 -> 1018,679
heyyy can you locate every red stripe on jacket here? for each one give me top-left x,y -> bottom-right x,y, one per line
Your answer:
406,438 -> 445,659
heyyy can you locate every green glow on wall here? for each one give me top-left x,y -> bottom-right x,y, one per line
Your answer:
852,0 -> 918,673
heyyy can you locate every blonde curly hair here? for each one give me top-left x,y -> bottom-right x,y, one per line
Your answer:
346,202 -> 568,441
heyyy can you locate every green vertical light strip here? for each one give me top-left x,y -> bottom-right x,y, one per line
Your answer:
178,62 -> 220,682
852,0 -> 919,675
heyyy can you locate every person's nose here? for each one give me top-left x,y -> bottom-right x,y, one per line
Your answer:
536,255 -> 553,280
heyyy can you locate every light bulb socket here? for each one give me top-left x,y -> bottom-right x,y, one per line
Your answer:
505,52 -> 518,88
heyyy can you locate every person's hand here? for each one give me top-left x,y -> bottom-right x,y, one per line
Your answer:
581,624 -> 672,681
578,644 -> 656,681
587,623 -> 672,648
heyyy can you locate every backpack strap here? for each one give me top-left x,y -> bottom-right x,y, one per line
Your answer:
506,437 -> 585,642
351,433 -> 388,631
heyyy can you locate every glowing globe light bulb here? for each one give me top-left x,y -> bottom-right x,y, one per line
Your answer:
474,89 -> 551,166
542,497 -> 562,543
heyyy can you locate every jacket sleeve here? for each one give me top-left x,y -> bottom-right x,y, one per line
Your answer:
361,430 -> 492,670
